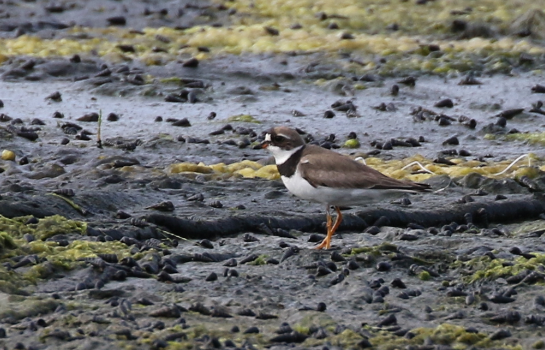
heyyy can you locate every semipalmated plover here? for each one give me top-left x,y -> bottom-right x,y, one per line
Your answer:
262,126 -> 430,249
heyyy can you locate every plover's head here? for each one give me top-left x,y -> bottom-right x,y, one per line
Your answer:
262,126 -> 305,164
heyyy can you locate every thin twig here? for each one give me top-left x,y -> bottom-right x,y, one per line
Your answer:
493,154 -> 531,176
401,161 -> 436,174
97,109 -> 103,149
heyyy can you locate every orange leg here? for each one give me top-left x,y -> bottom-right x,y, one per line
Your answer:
326,206 -> 332,231
316,206 -> 343,249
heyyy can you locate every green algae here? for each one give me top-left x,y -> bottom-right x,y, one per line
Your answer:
227,114 -> 261,123
0,215 -> 133,294
41,215 -> 86,238
452,253 -> 545,283
0,232 -> 17,251
343,139 -> 360,149
533,340 -> 545,349
0,1 -> 544,77
506,132 -> 545,145
367,323 -> 503,350
350,242 -> 399,256
0,266 -> 28,294
418,270 -> 431,281
329,328 -> 366,347
296,312 -> 338,330
0,214 -> 86,241
0,297 -> 59,320
159,77 -> 183,84
513,220 -> 545,236
248,254 -> 268,265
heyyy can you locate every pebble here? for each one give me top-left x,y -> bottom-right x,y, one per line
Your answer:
434,98 -> 454,108
205,272 -> 218,281
243,326 -> 259,334
346,260 -> 360,270
183,58 -> 199,68
376,261 -> 391,272
198,239 -> 214,249
390,278 -> 406,288
377,314 -> 397,327
489,329 -> 511,340
107,16 -> 127,26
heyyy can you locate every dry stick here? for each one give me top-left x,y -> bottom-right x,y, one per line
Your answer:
97,109 -> 103,149
145,194 -> 545,239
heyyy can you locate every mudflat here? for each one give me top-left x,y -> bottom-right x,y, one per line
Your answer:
2,1 -> 545,349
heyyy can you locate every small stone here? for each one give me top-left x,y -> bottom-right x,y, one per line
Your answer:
390,278 -> 406,288
489,329 -> 511,340
183,58 -> 199,67
323,110 -> 335,118
107,16 -> 127,26
198,239 -> 214,249
346,260 -> 360,270
243,326 -> 259,334
376,261 -> 391,272
107,113 -> 119,121
46,91 -> 62,102
316,302 -> 327,312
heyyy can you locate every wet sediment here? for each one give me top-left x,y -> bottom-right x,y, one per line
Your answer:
2,0 -> 545,349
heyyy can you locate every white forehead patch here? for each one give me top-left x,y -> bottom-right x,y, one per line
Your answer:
265,133 -> 271,141
277,133 -> 291,139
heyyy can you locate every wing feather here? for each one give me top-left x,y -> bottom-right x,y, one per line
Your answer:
298,148 -> 429,191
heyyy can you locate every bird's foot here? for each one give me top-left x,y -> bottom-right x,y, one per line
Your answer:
315,235 -> 331,250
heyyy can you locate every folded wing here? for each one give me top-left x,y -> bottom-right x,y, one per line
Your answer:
299,151 -> 430,192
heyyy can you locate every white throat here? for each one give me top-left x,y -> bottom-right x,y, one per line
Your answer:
268,145 -> 303,165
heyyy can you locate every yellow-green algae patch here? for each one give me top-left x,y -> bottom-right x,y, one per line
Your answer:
0,232 -> 17,251
164,154 -> 545,183
220,0 -> 545,36
0,215 -> 133,293
247,254 -> 268,265
513,220 -> 545,236
506,132 -> 545,146
368,323 -> 493,350
533,340 -> 545,349
349,242 -> 400,257
167,159 -> 280,180
1,1 -> 545,74
140,322 -> 269,349
0,214 -> 86,241
0,296 -> 59,321
226,114 -> 261,123
418,270 -> 431,281
343,139 -> 360,149
25,240 -> 132,278
451,253 -> 545,283
300,322 -> 512,349
0,265 -> 28,294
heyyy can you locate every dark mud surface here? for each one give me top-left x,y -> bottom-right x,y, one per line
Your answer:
2,1 -> 545,350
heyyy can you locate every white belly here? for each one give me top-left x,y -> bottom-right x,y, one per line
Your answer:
281,172 -> 410,207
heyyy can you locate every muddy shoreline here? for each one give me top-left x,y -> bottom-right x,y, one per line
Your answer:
2,1 -> 545,349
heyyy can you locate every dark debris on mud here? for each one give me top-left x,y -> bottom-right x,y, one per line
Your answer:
2,1 -> 545,350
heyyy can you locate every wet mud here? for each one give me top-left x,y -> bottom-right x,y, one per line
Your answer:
2,1 -> 545,349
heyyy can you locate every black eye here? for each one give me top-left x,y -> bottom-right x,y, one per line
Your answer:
273,135 -> 284,142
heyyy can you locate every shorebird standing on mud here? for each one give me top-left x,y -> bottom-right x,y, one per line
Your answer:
262,126 -> 430,249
